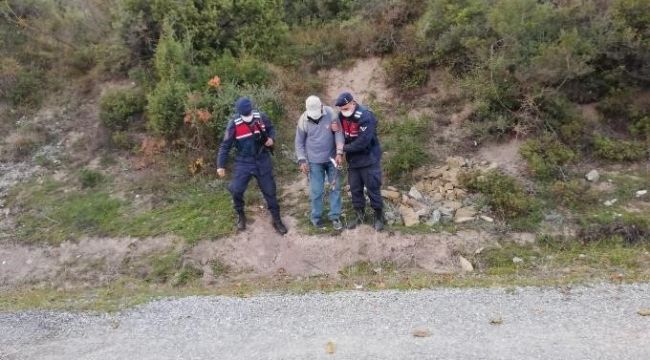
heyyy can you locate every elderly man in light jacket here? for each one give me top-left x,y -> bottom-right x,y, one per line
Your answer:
295,95 -> 345,230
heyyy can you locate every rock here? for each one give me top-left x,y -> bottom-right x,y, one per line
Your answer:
638,309 -> 650,316
426,209 -> 442,225
415,207 -> 430,218
381,189 -> 401,201
386,186 -> 399,192
454,189 -> 467,199
412,327 -> 431,337
325,341 -> 336,354
446,156 -> 467,169
604,199 -> 618,206
442,168 -> 460,184
489,317 -> 504,325
459,256 -> 473,272
408,186 -> 423,201
426,168 -> 446,179
585,170 -> 600,182
512,257 -> 524,264
444,183 -> 454,191
454,207 -> 477,223
636,190 -> 648,197
399,204 -> 420,227
442,201 -> 463,211
432,193 -> 444,202
480,215 -> 494,223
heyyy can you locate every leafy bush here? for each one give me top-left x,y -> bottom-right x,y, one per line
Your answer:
147,80 -> 189,137
520,135 -> 575,181
460,169 -> 539,220
593,135 -> 647,161
99,89 -> 146,131
381,117 -> 431,180
117,0 -> 288,62
209,50 -> 270,86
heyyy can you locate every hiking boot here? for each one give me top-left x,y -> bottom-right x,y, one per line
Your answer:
373,208 -> 385,232
346,208 -> 365,229
236,210 -> 246,231
331,218 -> 343,231
272,215 -> 288,235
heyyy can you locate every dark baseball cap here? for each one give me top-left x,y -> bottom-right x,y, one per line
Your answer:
335,92 -> 354,107
235,97 -> 253,116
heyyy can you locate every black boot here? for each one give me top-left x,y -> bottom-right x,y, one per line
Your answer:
373,208 -> 385,232
236,210 -> 246,231
272,215 -> 288,235
347,208 -> 365,229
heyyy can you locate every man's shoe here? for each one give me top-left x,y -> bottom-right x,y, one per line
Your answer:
346,209 -> 365,229
272,216 -> 288,235
331,218 -> 343,231
312,219 -> 326,230
236,211 -> 246,231
373,209 -> 385,232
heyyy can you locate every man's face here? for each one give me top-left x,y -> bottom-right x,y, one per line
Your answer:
338,102 -> 355,114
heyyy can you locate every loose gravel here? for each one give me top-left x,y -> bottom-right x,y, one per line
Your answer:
1,283 -> 649,360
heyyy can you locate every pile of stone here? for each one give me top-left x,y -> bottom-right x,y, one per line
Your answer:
381,157 -> 496,227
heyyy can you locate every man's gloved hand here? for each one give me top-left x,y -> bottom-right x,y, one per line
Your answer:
217,168 -> 226,178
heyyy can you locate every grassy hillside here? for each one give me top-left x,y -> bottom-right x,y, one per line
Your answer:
1,0 -> 649,296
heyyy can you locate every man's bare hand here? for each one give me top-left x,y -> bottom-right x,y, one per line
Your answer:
217,168 -> 226,178
299,162 -> 309,174
335,154 -> 343,167
265,138 -> 274,147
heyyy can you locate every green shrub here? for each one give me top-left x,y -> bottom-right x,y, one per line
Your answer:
147,80 -> 189,137
8,70 -> 45,107
630,115 -> 650,140
593,135 -> 647,161
460,169 -> 539,220
99,89 -> 146,131
383,54 -> 429,91
209,50 -> 270,86
147,251 -> 182,284
110,131 -> 133,151
117,0 -> 288,62
549,179 -> 597,209
381,117 -> 431,180
78,169 -> 106,189
520,135 -> 575,181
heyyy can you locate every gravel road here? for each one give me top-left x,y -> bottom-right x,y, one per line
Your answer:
1,283 -> 649,360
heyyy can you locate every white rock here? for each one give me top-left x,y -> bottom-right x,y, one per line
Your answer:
459,256 -> 474,272
512,257 -> 524,264
636,190 -> 647,197
399,205 -> 420,227
604,199 -> 618,206
480,215 -> 494,223
585,170 -> 600,182
426,210 -> 442,226
408,186 -> 423,201
454,207 -> 477,223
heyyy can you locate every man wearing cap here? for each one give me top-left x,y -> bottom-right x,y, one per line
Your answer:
216,96 -> 288,235
335,92 -> 385,231
295,95 -> 345,230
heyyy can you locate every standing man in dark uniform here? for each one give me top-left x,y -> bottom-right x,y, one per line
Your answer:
216,97 -> 288,235
335,92 -> 385,231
